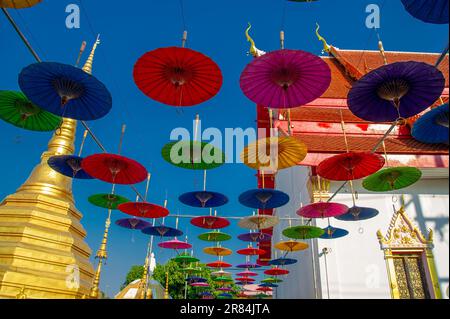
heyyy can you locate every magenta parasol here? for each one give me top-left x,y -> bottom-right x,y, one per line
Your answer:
158,239 -> 192,250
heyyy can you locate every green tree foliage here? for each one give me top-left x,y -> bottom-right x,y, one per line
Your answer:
121,265 -> 144,290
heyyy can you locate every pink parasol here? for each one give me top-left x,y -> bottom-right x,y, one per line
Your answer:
240,49 -> 331,109
158,239 -> 192,250
297,202 -> 349,219
191,282 -> 210,288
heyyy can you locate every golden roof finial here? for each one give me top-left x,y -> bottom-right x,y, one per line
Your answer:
164,272 -> 170,299
245,23 -> 266,58
316,23 -> 331,54
82,34 -> 101,75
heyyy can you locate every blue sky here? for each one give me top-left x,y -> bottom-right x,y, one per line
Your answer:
0,0 -> 448,297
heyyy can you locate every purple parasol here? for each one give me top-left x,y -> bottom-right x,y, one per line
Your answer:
158,239 -> 192,250
240,49 -> 331,109
115,218 -> 152,230
238,232 -> 272,243
348,61 -> 445,122
236,262 -> 262,269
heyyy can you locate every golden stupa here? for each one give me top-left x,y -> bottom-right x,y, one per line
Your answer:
0,41 -> 102,299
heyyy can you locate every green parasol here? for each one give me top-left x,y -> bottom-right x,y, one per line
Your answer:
181,267 -> 202,275
0,90 -> 61,132
213,276 -> 234,283
198,231 -> 232,242
172,254 -> 200,264
282,226 -> 325,240
261,277 -> 283,284
161,140 -> 225,170
363,167 -> 422,192
88,194 -> 130,210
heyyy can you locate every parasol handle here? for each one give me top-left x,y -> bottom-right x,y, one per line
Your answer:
164,199 -> 168,209
78,130 -> 89,157
348,180 -> 357,207
144,173 -> 151,201
280,30 -> 285,50
194,114 -> 200,142
118,124 -> 126,155
203,170 -> 207,192
182,30 -> 188,48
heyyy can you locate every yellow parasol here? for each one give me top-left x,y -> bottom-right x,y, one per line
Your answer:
274,240 -> 309,253
203,246 -> 233,257
241,136 -> 307,171
0,0 -> 42,9
238,214 -> 280,230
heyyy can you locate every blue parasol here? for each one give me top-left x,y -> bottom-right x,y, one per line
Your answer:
259,283 -> 278,288
412,104 -> 449,144
115,218 -> 152,230
335,206 -> 379,222
238,189 -> 290,209
401,0 -> 449,24
18,62 -> 112,121
320,226 -> 349,239
269,258 -> 298,266
142,225 -> 183,238
179,191 -> 229,208
48,155 -> 93,179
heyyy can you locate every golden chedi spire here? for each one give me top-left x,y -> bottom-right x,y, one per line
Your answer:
0,38 -> 102,299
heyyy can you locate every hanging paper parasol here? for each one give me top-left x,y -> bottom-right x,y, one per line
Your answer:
19,62 -> 112,121
259,283 -> 279,288
237,270 -> 258,277
115,218 -> 151,230
282,225 -> 325,240
161,141 -> 225,170
173,254 -> 200,264
401,0 -> 449,24
88,193 -> 130,210
236,277 -> 255,284
191,282 -> 210,288
261,277 -> 283,284
217,293 -> 233,299
142,225 -> 183,238
335,206 -> 379,222
118,202 -> 169,219
236,262 -> 262,269
179,191 -> 229,208
187,277 -> 207,283
0,91 -> 61,131
217,287 -> 233,292
320,226 -> 349,239
0,0 -> 42,9
213,276 -> 234,284
238,232 -> 272,243
317,152 -> 385,181
412,104 -> 449,144
203,247 -> 233,257
198,231 -> 232,242
269,258 -> 298,266
256,287 -> 273,293
48,155 -> 93,179
239,189 -> 290,210
82,154 -> 148,185
274,240 -> 309,252
181,266 -> 202,275
133,47 -> 223,107
347,61 -> 445,122
237,247 -> 266,256
241,136 -> 307,171
297,202 -> 349,219
158,239 -> 192,250
240,49 -> 331,109
363,167 -> 423,192
191,216 -> 230,229
238,215 -> 280,230
211,270 -> 232,277
264,268 -> 289,276
207,261 -> 232,269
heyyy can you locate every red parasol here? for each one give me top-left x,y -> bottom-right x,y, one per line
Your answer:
158,239 -> 192,250
82,154 -> 148,185
207,261 -> 232,269
133,47 -> 223,107
297,202 -> 349,219
257,287 -> 273,293
191,216 -> 230,229
236,277 -> 256,283
237,247 -> 266,256
317,152 -> 385,181
264,268 -> 290,276
118,202 -> 169,219
237,271 -> 258,277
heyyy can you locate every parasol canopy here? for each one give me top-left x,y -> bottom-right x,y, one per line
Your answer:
317,152 -> 385,181
274,240 -> 309,252
173,254 -> 200,264
401,0 -> 449,24
238,215 -> 280,230
217,287 -> 233,292
237,247 -> 266,256
0,0 -> 42,9
179,191 -> 229,208
187,277 -> 207,283
19,62 -> 112,121
236,277 -> 255,283
82,154 -> 148,185
211,270 -> 232,277
259,283 -> 279,288
347,61 -> 445,122
133,47 -> 222,107
191,282 -> 210,288
264,268 -> 289,276
283,225 -> 325,240
239,188 -> 290,210
213,276 -> 234,283
363,167 -> 423,192
207,261 -> 232,269
0,90 -> 61,131
238,232 -> 272,243
158,239 -> 192,250
161,141 -> 225,170
191,216 -> 230,229
237,270 -> 258,277
88,193 -> 130,210
203,247 -> 233,257
48,155 -> 93,179
142,225 -> 183,238
412,104 -> 449,144
118,202 -> 169,219
241,136 -> 307,171
269,258 -> 298,266
256,287 -> 273,293
217,293 -> 233,299
115,218 -> 151,230
335,206 -> 379,222
236,262 -> 262,269
297,202 -> 349,219
198,231 -> 232,242
181,267 -> 202,275
320,226 -> 349,239
261,277 -> 283,284
240,49 -> 331,109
